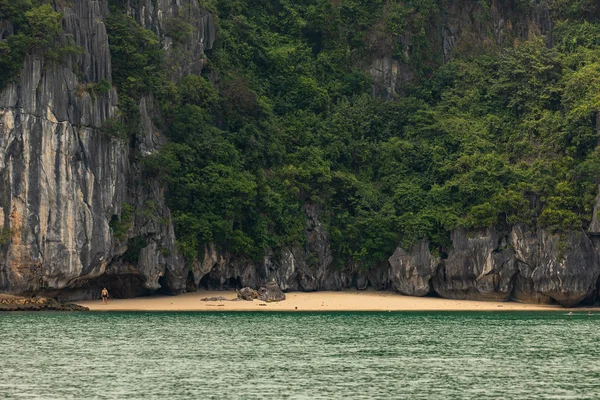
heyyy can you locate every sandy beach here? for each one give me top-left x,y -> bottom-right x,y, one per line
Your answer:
77,290 -> 574,312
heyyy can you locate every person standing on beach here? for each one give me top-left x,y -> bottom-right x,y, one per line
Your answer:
101,288 -> 109,305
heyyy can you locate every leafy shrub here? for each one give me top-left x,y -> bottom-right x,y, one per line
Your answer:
100,117 -> 128,140
0,227 -> 11,245
165,17 -> 193,43
122,235 -> 148,263
0,2 -> 74,87
110,203 -> 134,241
91,79 -> 112,95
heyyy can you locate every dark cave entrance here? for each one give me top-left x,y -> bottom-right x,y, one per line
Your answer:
185,270 -> 197,292
223,277 -> 242,290
198,273 -> 242,290
55,274 -> 150,301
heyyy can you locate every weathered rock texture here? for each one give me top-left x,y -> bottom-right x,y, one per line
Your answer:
237,287 -> 256,301
430,226 -> 600,306
0,0 -> 213,300
197,222 -> 600,307
389,240 -> 438,297
0,294 -> 88,311
510,225 -> 599,307
258,281 -> 286,302
124,0 -> 215,80
433,229 -> 517,301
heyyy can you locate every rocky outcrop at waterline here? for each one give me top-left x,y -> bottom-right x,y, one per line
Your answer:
0,294 -> 88,311
389,240 -> 438,297
429,226 -> 600,307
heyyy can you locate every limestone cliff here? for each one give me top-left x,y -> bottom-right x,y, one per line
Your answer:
195,216 -> 600,307
0,0 -> 213,299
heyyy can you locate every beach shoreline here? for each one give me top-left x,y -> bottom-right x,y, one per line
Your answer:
76,290 -> 588,312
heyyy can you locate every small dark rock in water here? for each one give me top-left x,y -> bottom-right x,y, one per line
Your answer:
237,287 -> 257,301
258,281 -> 286,302
200,296 -> 228,302
0,295 -> 88,311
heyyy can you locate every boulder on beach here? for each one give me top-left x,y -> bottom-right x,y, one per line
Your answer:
258,281 -> 286,302
237,287 -> 258,301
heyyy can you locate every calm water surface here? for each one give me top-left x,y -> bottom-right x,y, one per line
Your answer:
1,311 -> 599,399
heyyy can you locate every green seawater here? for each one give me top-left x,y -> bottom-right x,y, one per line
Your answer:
1,311 -> 599,399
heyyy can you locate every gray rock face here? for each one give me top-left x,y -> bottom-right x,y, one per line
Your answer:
389,240 -> 438,297
511,225 -> 600,306
0,0 -> 214,299
427,225 -> 599,306
433,229 -> 517,301
124,0 -> 215,80
197,223 -> 600,307
0,0 -> 122,295
589,184 -> 600,234
369,54 -> 414,100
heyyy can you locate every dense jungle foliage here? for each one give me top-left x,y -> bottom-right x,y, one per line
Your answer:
122,0 -> 600,267
3,0 -> 600,269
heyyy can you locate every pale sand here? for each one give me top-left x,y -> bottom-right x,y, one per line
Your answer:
77,290 -> 574,312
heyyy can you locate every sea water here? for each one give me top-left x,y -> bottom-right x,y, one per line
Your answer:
0,311 -> 599,399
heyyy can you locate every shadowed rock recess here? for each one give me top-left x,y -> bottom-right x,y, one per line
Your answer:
1,0 -> 600,307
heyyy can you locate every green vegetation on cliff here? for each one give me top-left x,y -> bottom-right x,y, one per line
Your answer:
0,0 -> 80,88
104,2 -> 600,267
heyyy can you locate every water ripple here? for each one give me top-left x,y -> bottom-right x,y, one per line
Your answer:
0,311 -> 599,399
